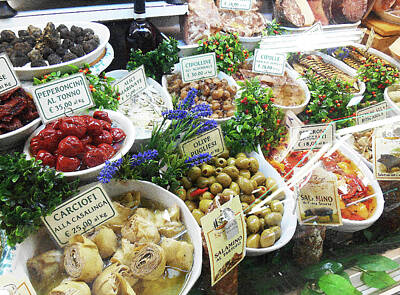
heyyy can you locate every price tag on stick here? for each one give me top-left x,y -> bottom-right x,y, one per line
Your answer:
219,0 -> 252,11
252,49 -> 286,76
31,72 -> 95,123
114,65 -> 147,104
42,184 -> 117,247
0,53 -> 20,95
180,53 -> 217,83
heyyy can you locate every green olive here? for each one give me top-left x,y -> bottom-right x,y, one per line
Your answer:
227,157 -> 236,166
235,153 -> 247,159
270,226 -> 281,240
271,200 -> 284,214
210,183 -> 223,195
199,199 -> 213,213
256,207 -> 271,217
254,198 -> 261,204
251,172 -> 266,186
192,209 -> 204,225
242,202 -> 249,212
259,217 -> 265,230
260,229 -> 275,248
201,164 -> 215,177
215,158 -> 228,168
235,157 -> 250,169
215,167 -> 223,174
246,234 -> 260,248
180,176 -> 192,190
188,166 -> 201,182
246,215 -> 260,233
185,200 -> 197,212
248,157 -> 259,173
264,212 -> 282,227
216,173 -> 232,188
187,188 -> 198,201
175,187 -> 186,201
196,176 -> 209,189
222,165 -> 240,180
200,191 -> 214,201
255,186 -> 268,198
265,177 -> 278,192
221,189 -> 236,197
239,170 -> 251,179
240,194 -> 255,204
238,176 -> 254,195
219,149 -> 230,159
251,179 -> 258,190
229,182 -> 240,194
207,176 -> 217,186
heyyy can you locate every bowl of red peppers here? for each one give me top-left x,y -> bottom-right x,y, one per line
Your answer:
23,110 -> 135,181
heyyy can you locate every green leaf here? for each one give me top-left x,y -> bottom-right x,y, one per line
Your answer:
337,271 -> 351,282
356,255 -> 400,271
361,271 -> 395,289
302,261 -> 344,280
318,274 -> 361,295
301,286 -> 321,295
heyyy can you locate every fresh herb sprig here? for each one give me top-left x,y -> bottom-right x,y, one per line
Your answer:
197,33 -> 249,74
0,153 -> 79,247
263,19 -> 287,36
222,78 -> 286,156
33,64 -> 120,111
127,37 -> 179,82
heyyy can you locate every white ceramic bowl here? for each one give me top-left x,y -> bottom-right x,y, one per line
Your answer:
13,180 -> 202,295
246,151 -> 297,256
162,65 -> 240,124
23,109 -> 135,182
238,35 -> 262,52
107,70 -> 173,144
10,22 -> 110,81
384,84 -> 400,117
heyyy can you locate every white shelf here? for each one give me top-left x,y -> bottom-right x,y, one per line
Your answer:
0,1 -> 188,27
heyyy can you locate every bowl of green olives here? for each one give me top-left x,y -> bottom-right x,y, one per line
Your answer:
175,149 -> 297,256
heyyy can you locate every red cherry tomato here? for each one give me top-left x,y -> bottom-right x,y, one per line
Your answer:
60,116 -> 87,139
99,120 -> 111,131
36,150 -> 56,168
57,136 -> 84,157
98,143 -> 116,159
80,135 -> 93,146
87,119 -> 103,136
92,130 -> 113,145
30,136 -> 41,156
84,148 -> 107,168
93,111 -> 111,123
56,155 -> 81,172
37,128 -> 64,152
111,128 -> 126,143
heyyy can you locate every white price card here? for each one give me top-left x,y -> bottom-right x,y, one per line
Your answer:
219,0 -> 252,11
252,49 -> 286,76
0,53 -> 20,95
356,101 -> 388,125
32,72 -> 95,123
42,184 -> 117,247
115,65 -> 147,104
291,123 -> 336,151
180,53 -> 217,83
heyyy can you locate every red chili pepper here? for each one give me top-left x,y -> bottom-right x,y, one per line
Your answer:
190,187 -> 208,198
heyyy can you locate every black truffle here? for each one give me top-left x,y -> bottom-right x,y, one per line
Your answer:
56,24 -> 68,32
60,29 -> 76,41
62,38 -> 74,49
10,52 -> 29,67
62,52 -> 78,62
47,53 -> 62,65
75,36 -> 84,44
82,39 -> 98,54
28,49 -> 43,62
31,60 -> 47,67
41,47 -> 54,59
13,42 -> 32,55
18,30 -> 29,37
0,42 -> 10,53
1,30 -> 16,43
43,22 -> 61,50
55,46 -> 67,57
70,44 -> 85,57
82,28 -> 94,36
20,35 -> 36,47
71,25 -> 83,36
28,25 -> 42,39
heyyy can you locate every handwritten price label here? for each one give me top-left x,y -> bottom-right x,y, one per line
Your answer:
32,73 -> 95,123
115,65 -> 147,104
180,53 -> 217,83
219,0 -> 252,11
252,49 -> 286,76
0,53 -> 20,95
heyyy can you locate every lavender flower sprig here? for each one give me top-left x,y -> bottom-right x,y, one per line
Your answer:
195,120 -> 218,134
98,158 -> 123,184
185,153 -> 213,167
131,149 -> 159,167
177,88 -> 198,110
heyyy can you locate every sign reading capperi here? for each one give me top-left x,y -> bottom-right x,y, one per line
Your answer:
219,0 -> 252,11
179,126 -> 226,158
115,65 -> 147,104
180,52 -> 217,83
356,101 -> 388,125
252,49 -> 286,76
0,53 -> 20,95
32,72 -> 95,123
42,184 -> 117,247
291,123 -> 336,151
201,196 -> 246,286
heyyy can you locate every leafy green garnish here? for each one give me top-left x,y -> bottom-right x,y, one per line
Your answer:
318,274 -> 361,295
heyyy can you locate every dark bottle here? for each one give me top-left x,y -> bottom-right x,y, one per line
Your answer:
126,0 -> 163,57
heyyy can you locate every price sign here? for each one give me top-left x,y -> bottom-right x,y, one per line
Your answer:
252,49 -> 286,76
219,0 -> 252,11
201,196 -> 246,286
356,101 -> 388,125
42,184 -> 117,247
304,21 -> 323,34
0,274 -> 36,295
180,53 -> 217,83
0,53 -> 20,95
32,73 -> 94,123
291,123 -> 336,151
115,65 -> 147,104
179,126 -> 226,158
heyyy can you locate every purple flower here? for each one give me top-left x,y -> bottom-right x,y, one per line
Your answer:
190,103 -> 212,119
98,158 -> 123,184
196,120 -> 218,134
162,109 -> 188,120
178,88 -> 198,110
185,153 -> 212,167
131,149 -> 159,167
